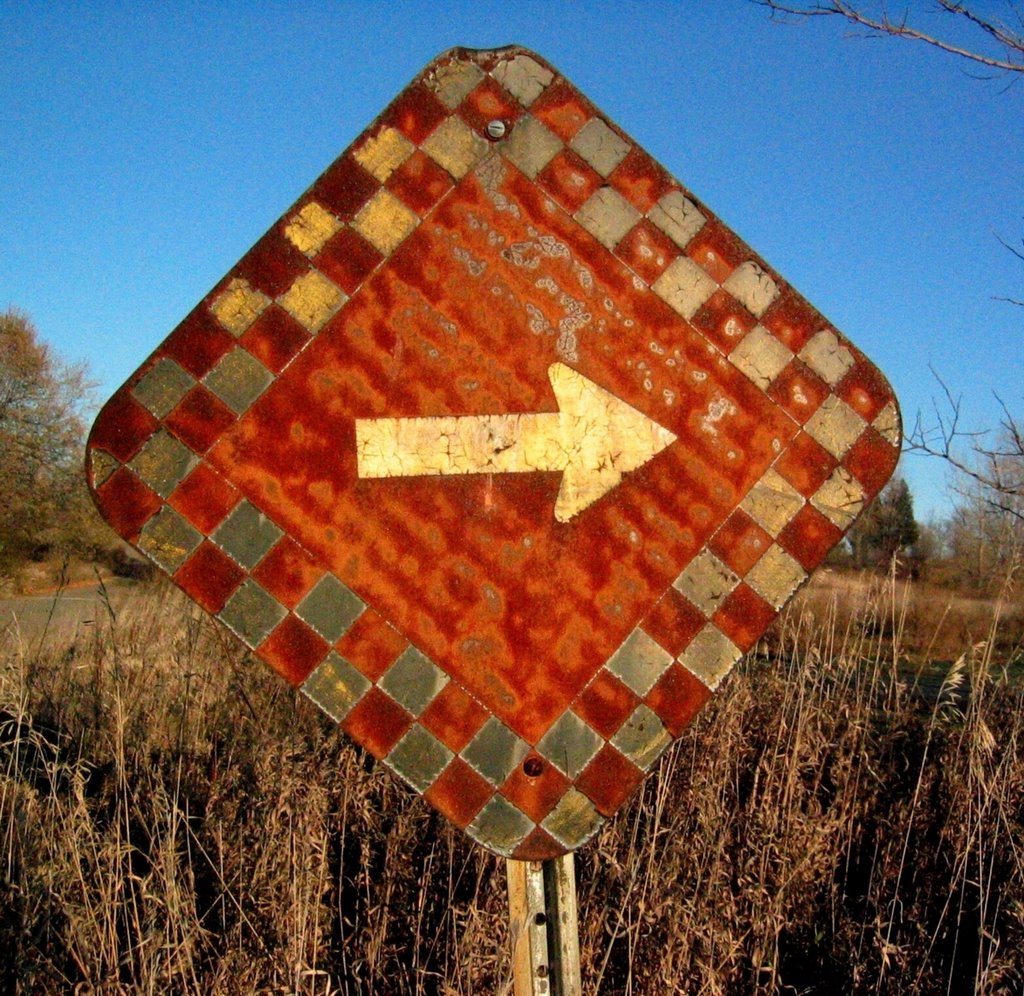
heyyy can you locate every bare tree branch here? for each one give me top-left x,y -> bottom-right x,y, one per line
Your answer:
754,1 -> 1024,75
992,228 -> 1024,304
906,369 -> 1024,523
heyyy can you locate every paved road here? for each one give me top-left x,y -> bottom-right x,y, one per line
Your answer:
0,584 -> 132,646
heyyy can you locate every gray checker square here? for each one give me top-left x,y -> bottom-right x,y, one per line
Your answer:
218,578 -> 287,649
301,650 -> 371,723
127,428 -> 197,499
211,499 -> 283,570
295,573 -> 365,643
433,59 -> 484,109
535,711 -> 602,780
606,628 -> 674,697
132,357 -> 195,419
573,187 -> 640,251
611,703 -> 673,771
467,794 -> 534,857
569,117 -> 630,177
384,724 -> 453,793
460,717 -> 530,786
138,506 -> 202,574
203,347 -> 273,415
378,645 -> 448,717
502,115 -> 562,179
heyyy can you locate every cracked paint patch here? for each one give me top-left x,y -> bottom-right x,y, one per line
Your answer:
354,363 -> 677,522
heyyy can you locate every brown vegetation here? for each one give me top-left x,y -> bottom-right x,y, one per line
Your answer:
2,570 -> 1022,994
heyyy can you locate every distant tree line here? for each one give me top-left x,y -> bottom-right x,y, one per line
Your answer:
0,308 -> 113,577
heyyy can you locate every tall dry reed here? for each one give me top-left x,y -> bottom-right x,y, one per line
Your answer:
2,570 -> 1022,993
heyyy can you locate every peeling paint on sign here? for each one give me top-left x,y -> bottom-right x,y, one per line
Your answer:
86,46 -> 901,860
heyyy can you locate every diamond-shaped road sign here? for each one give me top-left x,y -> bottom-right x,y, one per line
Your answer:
87,46 -> 900,860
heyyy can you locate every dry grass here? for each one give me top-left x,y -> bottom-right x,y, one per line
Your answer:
2,572 -> 1023,994
789,569 -> 1024,668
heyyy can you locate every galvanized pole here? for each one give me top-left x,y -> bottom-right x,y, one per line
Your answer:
506,854 -> 582,996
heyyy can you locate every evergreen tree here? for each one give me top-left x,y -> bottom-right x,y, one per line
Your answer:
848,477 -> 920,568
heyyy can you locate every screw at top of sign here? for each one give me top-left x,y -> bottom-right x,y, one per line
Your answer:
486,119 -> 507,140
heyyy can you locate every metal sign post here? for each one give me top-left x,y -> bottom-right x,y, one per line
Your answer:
507,856 -> 581,996
85,44 -> 901,985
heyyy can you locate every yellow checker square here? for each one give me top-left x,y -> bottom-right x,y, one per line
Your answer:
503,115 -> 562,180
89,449 -> 119,489
805,395 -> 867,460
128,428 -> 197,499
648,191 -> 705,250
673,550 -> 739,617
138,506 -> 202,574
651,255 -> 718,320
798,329 -> 855,386
352,189 -> 420,256
541,788 -> 604,850
569,117 -> 630,177
491,53 -> 553,106
210,278 -> 271,336
428,58 -> 485,108
573,187 -> 640,251
730,325 -> 794,390
873,402 -> 901,446
746,545 -> 807,610
610,704 -> 672,771
277,269 -> 346,333
302,651 -> 372,723
678,625 -> 742,691
421,116 -> 489,179
354,126 -> 416,183
740,469 -> 806,537
811,467 -> 866,529
722,261 -> 780,317
284,202 -> 342,256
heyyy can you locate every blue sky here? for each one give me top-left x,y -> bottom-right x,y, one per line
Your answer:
2,1 -> 1020,521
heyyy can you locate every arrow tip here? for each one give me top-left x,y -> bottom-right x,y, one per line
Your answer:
548,364 -> 676,522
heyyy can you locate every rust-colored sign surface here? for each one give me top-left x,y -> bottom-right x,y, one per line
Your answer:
87,46 -> 900,859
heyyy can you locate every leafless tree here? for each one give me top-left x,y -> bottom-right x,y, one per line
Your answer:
908,373 -> 1024,523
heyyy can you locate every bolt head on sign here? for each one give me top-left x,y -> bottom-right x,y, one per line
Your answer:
87,46 -> 900,860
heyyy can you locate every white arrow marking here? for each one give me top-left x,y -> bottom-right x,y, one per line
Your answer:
355,363 -> 677,522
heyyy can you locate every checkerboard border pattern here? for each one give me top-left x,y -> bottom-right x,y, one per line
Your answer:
86,46 -> 900,859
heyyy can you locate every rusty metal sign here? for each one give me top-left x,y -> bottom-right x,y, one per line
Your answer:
86,46 -> 900,859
